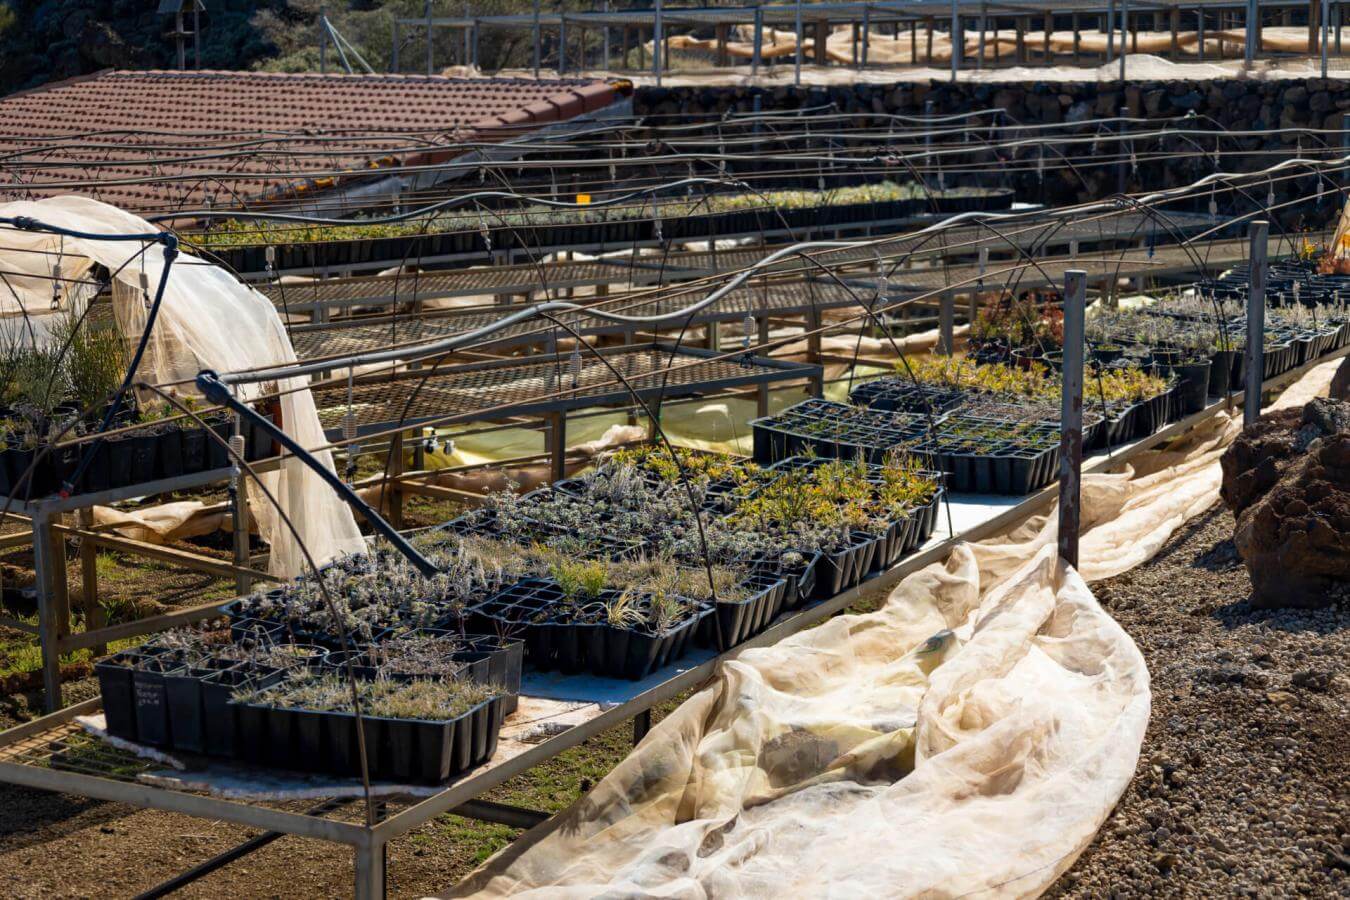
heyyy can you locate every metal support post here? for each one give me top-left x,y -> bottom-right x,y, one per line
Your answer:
1107,0 -> 1115,60
1117,107 -> 1128,196
939,293 -> 955,356
230,431 -> 251,596
654,0 -> 664,85
1057,270 -> 1086,569
1245,221 -> 1269,427
425,0 -> 433,75
391,19 -> 400,71
950,0 -> 961,80
752,7 -> 763,74
1245,0 -> 1259,66
388,432 -> 405,531
533,0 -> 542,77
1323,0 -> 1331,77
794,0 -> 803,85
861,7 -> 871,69
1119,0 -> 1128,81
558,13 -> 567,74
549,412 -> 567,482
353,839 -> 386,900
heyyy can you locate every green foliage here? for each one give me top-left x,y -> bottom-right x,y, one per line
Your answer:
50,311 -> 127,414
550,558 -> 607,601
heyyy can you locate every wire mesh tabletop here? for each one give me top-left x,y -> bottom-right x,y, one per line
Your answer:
309,343 -> 819,435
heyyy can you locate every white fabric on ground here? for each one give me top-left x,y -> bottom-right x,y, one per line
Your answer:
0,196 -> 364,576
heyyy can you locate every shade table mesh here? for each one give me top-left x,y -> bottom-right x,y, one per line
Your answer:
309,346 -> 804,430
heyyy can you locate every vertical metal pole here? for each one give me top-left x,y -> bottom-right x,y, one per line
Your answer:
550,412 -> 568,482
32,506 -> 63,713
1245,221 -> 1269,427
1119,0 -> 1128,81
558,13 -> 567,74
939,293 -> 955,355
193,4 -> 201,68
1107,0 -> 1115,61
425,0 -> 434,75
655,0 -> 664,85
795,0 -> 803,85
950,0 -> 961,80
602,0 -> 611,69
924,98 -> 934,190
176,10 -> 186,70
229,431 -> 251,596
392,19 -> 400,72
533,0 -> 542,77
862,6 -> 871,69
973,245 -> 988,323
1324,0 -> 1332,77
752,7 -> 763,74
388,432 -> 405,530
1057,270 -> 1086,570
1245,0 -> 1258,66
1117,106 -> 1128,195
353,840 -> 386,900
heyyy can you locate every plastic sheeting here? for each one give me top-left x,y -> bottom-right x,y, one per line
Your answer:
444,359 -> 1339,899
0,197 -> 364,576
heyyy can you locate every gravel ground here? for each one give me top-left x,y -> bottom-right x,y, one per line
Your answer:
1049,504 -> 1349,899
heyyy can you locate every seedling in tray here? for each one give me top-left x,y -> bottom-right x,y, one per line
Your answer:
750,398 -> 928,465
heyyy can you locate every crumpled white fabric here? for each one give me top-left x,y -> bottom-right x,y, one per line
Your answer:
0,196 -> 364,576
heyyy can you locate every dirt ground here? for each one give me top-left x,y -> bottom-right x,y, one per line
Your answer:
0,500 -> 1343,898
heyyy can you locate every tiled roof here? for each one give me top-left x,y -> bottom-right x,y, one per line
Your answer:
0,70 -> 624,214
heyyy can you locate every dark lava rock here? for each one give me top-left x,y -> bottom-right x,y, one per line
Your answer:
1222,398 -> 1350,607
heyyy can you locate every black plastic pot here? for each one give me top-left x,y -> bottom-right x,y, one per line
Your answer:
128,431 -> 157,485
1174,359 -> 1212,415
180,426 -> 206,474
131,657 -> 180,747
154,427 -> 184,480
201,664 -> 284,757
812,530 -> 879,599
697,574 -> 788,651
94,657 -> 137,741
163,666 -> 213,753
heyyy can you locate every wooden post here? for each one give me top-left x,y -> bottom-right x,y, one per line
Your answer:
33,507 -> 63,712
1245,221 -> 1269,427
1197,6 -> 1205,61
1170,7 -> 1180,58
716,22 -> 729,67
1057,270 -> 1086,569
78,507 -> 104,656
1016,16 -> 1027,63
1043,11 -> 1052,64
815,19 -> 829,65
1073,13 -> 1081,62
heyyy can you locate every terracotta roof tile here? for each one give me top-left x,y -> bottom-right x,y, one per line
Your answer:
0,70 -> 622,214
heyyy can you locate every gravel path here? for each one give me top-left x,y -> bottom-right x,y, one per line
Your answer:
1049,504 -> 1349,898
